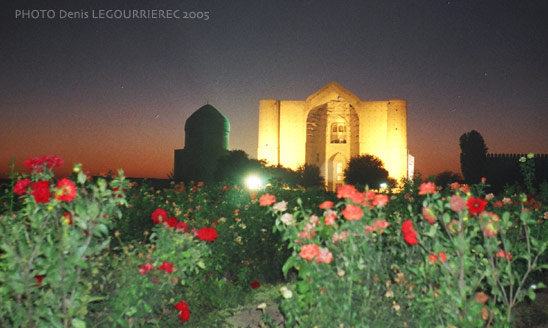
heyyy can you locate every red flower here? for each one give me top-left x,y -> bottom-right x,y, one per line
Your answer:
250,281 -> 260,289
438,252 -> 447,263
31,180 -> 50,203
175,221 -> 189,232
259,194 -> 276,206
418,182 -> 437,195
342,204 -> 363,221
196,227 -> 218,242
336,184 -> 358,199
13,178 -> 31,195
138,263 -> 154,275
174,301 -> 190,322
151,208 -> 169,224
467,197 -> 487,215
35,275 -> 45,286
166,217 -> 179,228
158,261 -> 174,273
319,201 -> 334,209
25,155 -> 63,173
401,220 -> 419,245
55,178 -> 76,202
496,250 -> 512,261
428,253 -> 438,264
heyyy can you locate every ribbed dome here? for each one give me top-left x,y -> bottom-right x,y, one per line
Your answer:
184,104 -> 230,150
184,104 -> 230,133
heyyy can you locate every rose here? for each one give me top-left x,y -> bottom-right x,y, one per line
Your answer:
418,182 -> 437,195
401,220 -> 418,245
55,178 -> 77,202
31,180 -> 50,203
342,204 -> 363,221
259,194 -> 276,206
151,208 -> 169,224
158,261 -> 174,273
13,178 -> 31,195
174,301 -> 190,322
196,227 -> 218,242
299,243 -> 320,261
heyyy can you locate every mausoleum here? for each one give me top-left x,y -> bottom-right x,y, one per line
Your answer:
257,82 -> 410,190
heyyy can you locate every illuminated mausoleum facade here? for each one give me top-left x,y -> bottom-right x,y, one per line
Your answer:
257,82 -> 409,190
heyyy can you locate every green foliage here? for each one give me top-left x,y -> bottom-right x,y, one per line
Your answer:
0,161 -> 128,327
271,181 -> 548,327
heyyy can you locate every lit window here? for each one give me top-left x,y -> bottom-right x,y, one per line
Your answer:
330,122 -> 347,144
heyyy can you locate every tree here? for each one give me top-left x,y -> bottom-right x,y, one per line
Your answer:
459,130 -> 488,184
296,164 -> 325,189
214,150 -> 264,185
433,170 -> 463,189
344,154 -> 390,189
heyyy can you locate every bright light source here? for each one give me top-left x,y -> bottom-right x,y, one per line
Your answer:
379,182 -> 387,189
245,175 -> 263,190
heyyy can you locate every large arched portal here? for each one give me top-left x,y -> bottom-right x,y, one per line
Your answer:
305,99 -> 359,189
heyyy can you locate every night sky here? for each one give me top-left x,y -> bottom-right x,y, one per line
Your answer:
2,0 -> 547,180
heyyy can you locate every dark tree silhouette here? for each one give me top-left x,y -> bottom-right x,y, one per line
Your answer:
296,164 -> 325,188
434,170 -> 463,189
459,130 -> 488,184
344,154 -> 390,189
214,150 -> 264,185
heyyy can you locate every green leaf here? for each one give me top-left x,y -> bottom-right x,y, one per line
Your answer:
528,288 -> 536,301
72,318 -> 86,328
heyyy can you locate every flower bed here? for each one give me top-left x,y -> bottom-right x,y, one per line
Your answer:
1,155 -> 547,327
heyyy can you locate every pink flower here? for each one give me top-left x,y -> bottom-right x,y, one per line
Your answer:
450,195 -> 467,212
55,178 -> 77,202
259,194 -> 276,206
373,219 -> 389,233
13,178 -> 31,195
299,244 -> 320,261
342,204 -> 363,221
31,180 -> 50,203
316,247 -> 333,264
332,231 -> 349,243
158,261 -> 174,273
421,206 -> 437,225
138,263 -> 154,275
372,194 -> 389,207
319,201 -> 334,209
418,182 -> 437,195
337,184 -> 358,199
323,210 -> 337,225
